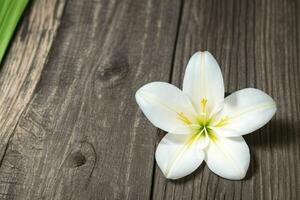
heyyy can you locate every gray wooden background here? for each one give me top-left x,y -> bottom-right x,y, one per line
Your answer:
0,0 -> 299,199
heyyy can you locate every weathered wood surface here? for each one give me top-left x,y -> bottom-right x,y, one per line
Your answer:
0,0 -> 181,199
0,0 -> 65,199
0,0 -> 299,199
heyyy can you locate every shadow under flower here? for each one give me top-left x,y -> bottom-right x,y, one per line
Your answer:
243,118 -> 298,179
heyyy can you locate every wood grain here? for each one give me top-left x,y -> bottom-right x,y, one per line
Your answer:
152,0 -> 300,199
1,0 -> 300,199
0,0 -> 65,198
0,0 -> 181,199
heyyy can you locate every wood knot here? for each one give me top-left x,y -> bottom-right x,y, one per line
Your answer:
95,52 -> 129,87
63,141 -> 96,172
66,151 -> 86,168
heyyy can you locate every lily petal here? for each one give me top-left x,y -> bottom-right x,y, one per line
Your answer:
198,129 -> 210,149
212,88 -> 277,137
183,51 -> 224,115
204,136 -> 250,180
170,124 -> 200,135
135,82 -> 196,133
155,133 -> 205,179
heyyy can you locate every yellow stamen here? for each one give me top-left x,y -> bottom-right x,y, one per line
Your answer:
177,112 -> 192,125
215,116 -> 229,127
201,98 -> 208,113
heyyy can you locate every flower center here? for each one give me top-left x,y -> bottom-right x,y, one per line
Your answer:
177,98 -> 222,142
196,98 -> 214,137
194,120 -> 217,142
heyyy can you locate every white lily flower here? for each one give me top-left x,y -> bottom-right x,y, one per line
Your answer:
135,51 -> 277,180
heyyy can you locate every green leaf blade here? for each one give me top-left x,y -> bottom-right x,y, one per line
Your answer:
0,0 -> 29,64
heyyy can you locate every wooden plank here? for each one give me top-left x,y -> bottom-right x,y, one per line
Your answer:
152,0 -> 300,199
0,0 -> 181,199
0,0 -> 66,198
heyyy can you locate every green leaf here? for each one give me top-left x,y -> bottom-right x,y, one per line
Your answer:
0,0 -> 29,64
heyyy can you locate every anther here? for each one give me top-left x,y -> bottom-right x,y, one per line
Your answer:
201,98 -> 208,113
